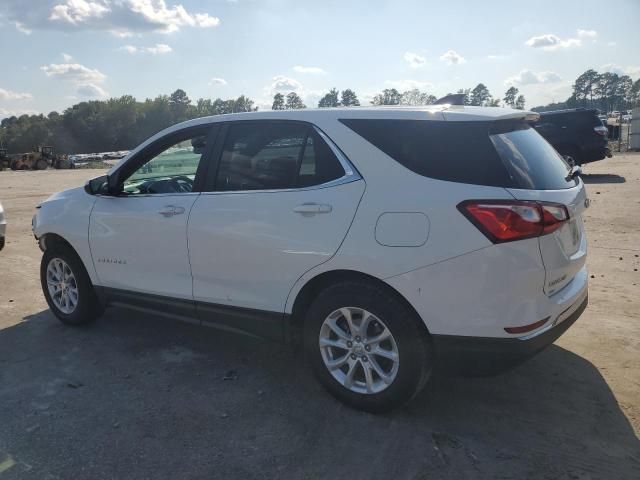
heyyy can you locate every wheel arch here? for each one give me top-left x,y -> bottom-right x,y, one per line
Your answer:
38,232 -> 98,284
288,269 -> 429,342
39,232 -> 75,253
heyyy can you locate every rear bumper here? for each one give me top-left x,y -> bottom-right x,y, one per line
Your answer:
581,145 -> 609,164
433,294 -> 588,376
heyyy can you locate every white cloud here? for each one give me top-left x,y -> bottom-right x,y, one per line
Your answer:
600,64 -> 640,78
607,41 -> 617,47
120,43 -> 172,54
403,52 -> 426,69
525,30 -> 595,51
76,83 -> 108,98
0,107 -> 38,118
384,79 -> 433,91
439,50 -> 465,65
270,75 -> 302,93
293,66 -> 326,74
487,54 -> 506,60
41,61 -> 108,98
41,62 -> 106,83
0,87 -> 33,100
209,77 -> 227,86
147,43 -> 172,54
577,29 -> 597,39
49,0 -> 109,24
61,52 -> 73,62
14,21 -> 31,34
505,70 -> 562,86
2,0 -> 220,36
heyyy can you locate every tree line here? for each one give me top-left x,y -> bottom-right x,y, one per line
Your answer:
532,69 -> 640,112
2,68 -> 638,154
0,89 -> 257,154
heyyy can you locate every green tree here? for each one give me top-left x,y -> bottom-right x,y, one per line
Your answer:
503,87 -> 519,108
572,69 -> 600,107
595,72 -> 621,112
629,79 -> 640,107
515,95 -> 526,110
168,89 -> 192,122
469,83 -> 492,106
371,88 -> 401,105
318,88 -> 340,108
233,95 -> 257,113
400,89 -> 437,105
285,92 -> 306,109
272,93 -> 285,110
0,89 -> 259,154
340,89 -> 360,106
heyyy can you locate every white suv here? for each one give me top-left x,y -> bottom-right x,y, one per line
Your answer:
33,105 -> 589,412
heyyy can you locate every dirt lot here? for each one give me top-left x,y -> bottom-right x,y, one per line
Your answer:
1,156 -> 639,479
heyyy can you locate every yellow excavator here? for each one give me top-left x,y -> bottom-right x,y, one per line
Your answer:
9,146 -> 73,170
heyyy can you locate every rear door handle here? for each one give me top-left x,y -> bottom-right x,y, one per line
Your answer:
293,203 -> 333,215
158,205 -> 185,217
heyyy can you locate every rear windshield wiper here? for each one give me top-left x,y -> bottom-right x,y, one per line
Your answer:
565,165 -> 582,182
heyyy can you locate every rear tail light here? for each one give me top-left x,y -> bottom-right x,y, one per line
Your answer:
457,200 -> 569,243
594,125 -> 608,136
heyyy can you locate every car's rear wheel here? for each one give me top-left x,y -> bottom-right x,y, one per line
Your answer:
40,244 -> 103,325
303,281 -> 432,412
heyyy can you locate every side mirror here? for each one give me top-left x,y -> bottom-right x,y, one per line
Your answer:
84,175 -> 111,195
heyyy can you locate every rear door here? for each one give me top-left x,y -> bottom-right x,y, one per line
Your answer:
188,121 -> 364,326
490,124 -> 588,295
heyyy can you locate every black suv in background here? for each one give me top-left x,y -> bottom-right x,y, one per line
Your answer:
533,108 -> 611,165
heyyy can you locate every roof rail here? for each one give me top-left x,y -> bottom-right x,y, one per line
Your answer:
433,93 -> 466,106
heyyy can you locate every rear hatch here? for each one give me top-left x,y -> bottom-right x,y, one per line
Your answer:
490,122 -> 588,295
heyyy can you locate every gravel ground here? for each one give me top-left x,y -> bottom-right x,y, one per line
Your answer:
0,155 -> 639,479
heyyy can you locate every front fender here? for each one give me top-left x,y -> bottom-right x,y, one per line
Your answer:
33,187 -> 98,284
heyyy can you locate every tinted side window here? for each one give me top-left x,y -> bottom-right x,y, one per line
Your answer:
340,119 -> 516,188
341,119 -> 573,190
215,122 -> 344,191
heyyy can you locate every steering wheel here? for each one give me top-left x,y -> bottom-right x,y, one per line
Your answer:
168,175 -> 194,193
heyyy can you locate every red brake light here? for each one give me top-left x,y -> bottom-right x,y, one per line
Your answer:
458,200 -> 569,243
540,203 -> 569,234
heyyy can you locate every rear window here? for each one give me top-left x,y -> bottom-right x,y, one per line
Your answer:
340,119 -> 574,190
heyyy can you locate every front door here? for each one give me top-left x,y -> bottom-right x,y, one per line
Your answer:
89,125 -> 217,301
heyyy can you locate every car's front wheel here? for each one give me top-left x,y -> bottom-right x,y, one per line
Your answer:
304,281 -> 432,413
40,244 -> 103,325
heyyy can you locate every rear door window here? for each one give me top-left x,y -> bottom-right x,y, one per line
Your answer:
340,119 -> 574,190
214,122 -> 344,191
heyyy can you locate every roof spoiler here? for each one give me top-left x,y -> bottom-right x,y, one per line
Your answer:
433,93 -> 466,106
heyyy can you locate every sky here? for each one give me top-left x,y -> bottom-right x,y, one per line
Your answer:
0,0 -> 639,118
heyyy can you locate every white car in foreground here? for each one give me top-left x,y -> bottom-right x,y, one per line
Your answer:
33,105 -> 589,412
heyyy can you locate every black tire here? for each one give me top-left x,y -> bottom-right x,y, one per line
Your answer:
36,159 -> 48,170
40,243 -> 103,325
303,281 -> 433,413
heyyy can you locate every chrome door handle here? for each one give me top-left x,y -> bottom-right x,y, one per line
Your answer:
158,205 -> 185,217
293,203 -> 332,215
